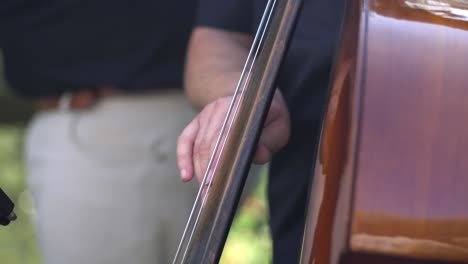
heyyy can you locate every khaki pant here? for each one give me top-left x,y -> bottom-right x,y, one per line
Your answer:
25,90 -> 200,264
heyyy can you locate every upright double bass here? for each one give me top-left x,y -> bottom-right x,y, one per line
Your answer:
302,0 -> 468,263
174,0 -> 468,263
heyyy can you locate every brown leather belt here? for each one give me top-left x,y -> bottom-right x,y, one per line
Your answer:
34,87 -> 118,110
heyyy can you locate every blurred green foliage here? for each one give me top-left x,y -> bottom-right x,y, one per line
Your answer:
0,126 -> 41,264
0,126 -> 271,264
221,172 -> 272,264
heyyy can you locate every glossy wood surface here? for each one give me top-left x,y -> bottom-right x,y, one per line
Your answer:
351,0 -> 468,261
300,0 -> 363,263
301,0 -> 468,263
340,252 -> 465,264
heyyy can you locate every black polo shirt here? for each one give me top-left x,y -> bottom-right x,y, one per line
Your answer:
0,0 -> 197,98
196,0 -> 345,263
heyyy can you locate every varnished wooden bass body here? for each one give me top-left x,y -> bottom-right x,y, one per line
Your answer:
301,0 -> 468,263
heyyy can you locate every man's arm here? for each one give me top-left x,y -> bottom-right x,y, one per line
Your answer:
184,27 -> 253,109
177,27 -> 291,183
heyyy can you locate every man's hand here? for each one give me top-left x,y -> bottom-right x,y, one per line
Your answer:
177,90 -> 290,184
179,27 -> 290,184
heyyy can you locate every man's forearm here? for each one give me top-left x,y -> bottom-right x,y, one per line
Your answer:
184,27 -> 253,109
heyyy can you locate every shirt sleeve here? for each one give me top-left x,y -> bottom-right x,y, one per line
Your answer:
195,0 -> 254,33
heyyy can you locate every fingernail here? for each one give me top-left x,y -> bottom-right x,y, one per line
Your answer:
181,169 -> 188,180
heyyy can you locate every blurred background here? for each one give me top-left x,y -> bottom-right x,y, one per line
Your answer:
0,52 -> 272,264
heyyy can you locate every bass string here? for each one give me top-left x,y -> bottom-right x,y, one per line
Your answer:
200,0 -> 280,215
173,0 -> 278,262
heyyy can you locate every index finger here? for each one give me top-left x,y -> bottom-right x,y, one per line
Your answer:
177,115 -> 200,182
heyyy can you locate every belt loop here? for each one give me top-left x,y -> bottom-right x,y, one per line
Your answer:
58,92 -> 72,111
